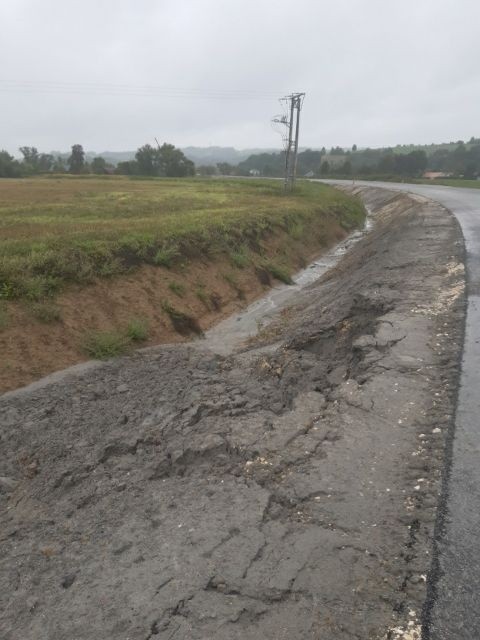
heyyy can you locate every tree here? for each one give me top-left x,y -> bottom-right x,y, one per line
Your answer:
320,160 -> 330,175
352,144 -> 357,152
135,144 -> 157,175
52,156 -> 67,173
68,144 -> 85,173
134,143 -> 195,177
158,143 -> 195,177
19,146 -> 39,172
37,153 -> 54,172
197,165 -> 216,176
0,150 -> 22,177
91,157 -> 108,174
217,162 -> 235,176
115,160 -> 138,175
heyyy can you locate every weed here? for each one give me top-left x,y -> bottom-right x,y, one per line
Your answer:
196,287 -> 210,309
286,219 -> 304,240
161,301 -> 203,336
153,246 -> 179,268
22,276 -> 61,301
229,246 -> 250,269
263,261 -> 294,285
82,330 -> 130,359
29,302 -> 62,323
126,317 -> 149,342
168,281 -> 186,297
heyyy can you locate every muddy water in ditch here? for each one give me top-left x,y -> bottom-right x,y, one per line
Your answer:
201,214 -> 373,355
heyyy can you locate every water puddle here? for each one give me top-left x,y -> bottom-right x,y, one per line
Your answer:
200,214 -> 373,355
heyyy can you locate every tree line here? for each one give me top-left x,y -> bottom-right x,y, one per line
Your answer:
0,143 -> 195,178
223,138 -> 480,180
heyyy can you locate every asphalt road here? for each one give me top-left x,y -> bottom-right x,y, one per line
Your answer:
326,180 -> 480,639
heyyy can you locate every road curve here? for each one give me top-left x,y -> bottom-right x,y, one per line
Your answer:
324,180 -> 480,639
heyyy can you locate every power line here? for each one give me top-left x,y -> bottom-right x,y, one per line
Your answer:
0,79 -> 286,100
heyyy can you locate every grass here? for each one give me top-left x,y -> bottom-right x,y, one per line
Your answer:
262,261 -> 294,285
83,317 -> 149,359
126,317 -> 149,342
82,330 -> 130,359
417,178 -> 480,189
0,176 -> 365,301
0,302 -> 8,330
229,246 -> 250,269
223,272 -> 245,299
29,301 -> 62,323
168,281 -> 186,297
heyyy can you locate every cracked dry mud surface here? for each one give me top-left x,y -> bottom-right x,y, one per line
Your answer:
0,188 -> 465,639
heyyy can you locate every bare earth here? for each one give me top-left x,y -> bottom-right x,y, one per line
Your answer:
0,188 -> 465,639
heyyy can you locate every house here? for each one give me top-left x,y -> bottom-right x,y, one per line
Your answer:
304,170 -> 315,178
249,169 -> 260,176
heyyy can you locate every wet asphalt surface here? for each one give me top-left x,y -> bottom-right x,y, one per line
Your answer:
327,181 -> 480,639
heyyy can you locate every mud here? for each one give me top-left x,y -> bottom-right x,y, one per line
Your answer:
0,188 -> 465,639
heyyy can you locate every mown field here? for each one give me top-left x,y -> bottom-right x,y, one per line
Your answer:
0,176 -> 364,301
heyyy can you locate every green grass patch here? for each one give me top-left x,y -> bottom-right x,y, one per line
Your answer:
0,177 -> 365,300
229,246 -> 250,269
263,261 -> 294,285
168,281 -> 186,297
82,330 -> 130,359
153,245 -> 179,267
125,317 -> 149,342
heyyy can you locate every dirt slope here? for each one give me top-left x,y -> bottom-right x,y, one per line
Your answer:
0,188 -> 465,639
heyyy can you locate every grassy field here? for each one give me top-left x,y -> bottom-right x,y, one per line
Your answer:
416,178 -> 480,189
0,176 -> 364,301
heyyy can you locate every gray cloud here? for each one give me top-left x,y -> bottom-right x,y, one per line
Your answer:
1,0 -> 479,154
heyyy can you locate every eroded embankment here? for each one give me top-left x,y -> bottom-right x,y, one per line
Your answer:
0,188 -> 465,640
0,213 -> 351,394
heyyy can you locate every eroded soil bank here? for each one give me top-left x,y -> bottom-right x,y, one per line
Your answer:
0,214 -> 350,393
0,188 -> 465,639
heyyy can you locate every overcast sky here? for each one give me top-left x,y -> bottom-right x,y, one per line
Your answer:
1,0 -> 479,155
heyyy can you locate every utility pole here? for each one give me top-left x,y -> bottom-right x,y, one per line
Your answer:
272,92 -> 305,192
